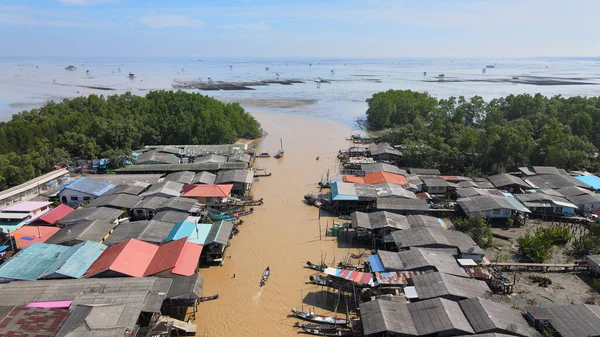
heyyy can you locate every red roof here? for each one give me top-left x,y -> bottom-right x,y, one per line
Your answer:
0,306 -> 70,337
182,184 -> 233,198
37,205 -> 74,225
343,172 -> 408,186
83,238 -> 158,278
144,237 -> 203,276
10,226 -> 60,248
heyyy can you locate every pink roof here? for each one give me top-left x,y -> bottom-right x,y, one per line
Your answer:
83,239 -> 158,278
145,238 -> 203,276
27,300 -> 73,309
37,204 -> 74,225
183,184 -> 233,198
1,201 -> 51,213
10,226 -> 60,248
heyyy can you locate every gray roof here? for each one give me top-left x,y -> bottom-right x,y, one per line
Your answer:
379,248 -> 467,277
154,146 -> 182,155
519,166 -> 565,176
457,179 -> 495,189
103,182 -> 151,196
351,211 -> 409,230
409,297 -> 474,336
412,272 -> 491,301
133,196 -> 169,211
369,143 -> 402,157
85,193 -> 143,209
407,215 -> 447,229
228,153 -> 252,163
455,334 -> 517,337
117,161 -> 248,173
103,220 -> 175,245
192,171 -> 217,185
391,227 -> 484,256
567,193 -> 600,206
488,173 -> 530,189
162,274 -> 204,300
360,299 -> 418,336
158,197 -> 200,213
46,219 -> 118,245
136,150 -> 180,165
587,254 -> 600,266
404,174 -> 423,185
460,298 -> 540,336
215,170 -> 254,184
354,183 -> 417,199
456,187 -> 505,199
195,154 -> 228,163
152,210 -> 189,224
361,163 -> 407,175
423,178 -> 449,188
409,168 -> 441,175
515,193 -> 578,209
206,221 -> 234,245
140,181 -> 183,198
58,207 -> 123,226
525,304 -> 600,337
0,277 -> 171,336
376,198 -> 429,212
458,194 -> 530,213
525,174 -> 591,190
556,186 -> 593,198
182,144 -> 246,157
164,171 -> 195,184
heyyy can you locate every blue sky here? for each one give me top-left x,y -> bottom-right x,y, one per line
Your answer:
1,0 -> 599,57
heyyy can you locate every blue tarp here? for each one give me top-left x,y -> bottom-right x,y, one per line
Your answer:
575,175 -> 600,190
369,255 -> 385,272
331,182 -> 359,201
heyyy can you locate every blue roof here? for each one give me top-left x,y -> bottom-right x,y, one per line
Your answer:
369,255 -> 385,272
0,243 -> 70,281
575,175 -> 600,190
39,241 -> 106,279
63,177 -> 116,197
505,195 -> 531,213
166,221 -> 212,245
331,182 -> 359,201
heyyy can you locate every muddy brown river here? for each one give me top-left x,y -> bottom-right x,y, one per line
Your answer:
193,111 -> 364,337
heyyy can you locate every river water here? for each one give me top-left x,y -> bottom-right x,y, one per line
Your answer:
193,110 -> 362,337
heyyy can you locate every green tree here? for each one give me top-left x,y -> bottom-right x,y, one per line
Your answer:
455,216 -> 493,248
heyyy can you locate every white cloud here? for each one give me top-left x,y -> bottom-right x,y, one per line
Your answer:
236,21 -> 270,31
138,14 -> 205,28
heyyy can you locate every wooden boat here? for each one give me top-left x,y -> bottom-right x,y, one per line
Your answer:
257,152 -> 270,158
309,275 -> 334,287
318,181 -> 331,188
300,326 -> 353,336
260,267 -> 270,287
198,294 -> 219,302
294,322 -> 337,330
290,308 -> 348,326
233,208 -> 254,217
274,149 -> 284,159
305,261 -> 327,272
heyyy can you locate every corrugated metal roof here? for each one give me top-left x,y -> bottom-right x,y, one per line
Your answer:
351,211 -> 409,230
10,226 -> 60,248
163,274 -> 204,300
376,198 -> 429,211
460,298 -> 540,336
458,194 -> 530,213
58,207 -> 123,226
83,238 -> 158,278
39,241 -> 107,279
195,154 -> 228,163
205,220 -> 233,245
324,267 -> 374,286
488,173 -> 530,188
361,163 -> 407,175
166,221 -> 211,245
164,171 -> 195,184
182,184 -> 233,198
46,219 -> 117,245
85,193 -> 143,209
140,181 -> 183,198
359,299 -> 417,336
526,174 -> 591,190
152,210 -> 189,224
374,270 -> 425,286
181,144 -> 246,156
117,161 -> 248,173
144,238 -> 202,276
575,175 -> 600,190
409,297 -> 474,335
369,255 -> 385,272
62,177 -> 116,197
37,205 -> 74,225
158,197 -> 200,213
215,169 -> 254,184
228,153 -> 252,163
391,227 -> 484,256
1,201 -> 51,213
103,182 -> 151,196
133,196 -> 168,211
0,243 -> 70,281
526,304 -> 600,337
192,171 -> 217,185
369,143 -> 402,157
103,220 -> 174,246
136,150 -> 180,165
412,272 -> 491,301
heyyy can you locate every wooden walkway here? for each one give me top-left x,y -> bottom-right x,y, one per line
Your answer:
486,262 -> 588,272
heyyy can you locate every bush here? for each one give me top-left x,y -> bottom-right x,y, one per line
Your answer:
455,216 -> 493,248
517,226 -> 573,262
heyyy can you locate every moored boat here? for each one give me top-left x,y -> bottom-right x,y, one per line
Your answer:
260,267 -> 270,287
290,308 -> 348,325
300,326 -> 353,336
198,294 -> 219,302
305,261 -> 327,272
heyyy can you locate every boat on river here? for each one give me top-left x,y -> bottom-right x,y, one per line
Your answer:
260,267 -> 270,287
305,261 -> 327,272
198,294 -> 219,302
290,308 -> 348,325
300,326 -> 353,336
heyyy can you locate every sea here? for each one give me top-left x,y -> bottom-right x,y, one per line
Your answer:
0,56 -> 599,126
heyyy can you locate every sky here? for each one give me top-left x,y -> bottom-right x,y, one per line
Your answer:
0,0 -> 599,58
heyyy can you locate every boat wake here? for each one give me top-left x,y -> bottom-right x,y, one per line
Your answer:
253,289 -> 263,301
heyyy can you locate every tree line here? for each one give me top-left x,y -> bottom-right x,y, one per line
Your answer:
0,90 -> 262,189
366,90 -> 600,175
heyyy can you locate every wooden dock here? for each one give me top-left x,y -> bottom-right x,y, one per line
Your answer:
486,262 -> 588,272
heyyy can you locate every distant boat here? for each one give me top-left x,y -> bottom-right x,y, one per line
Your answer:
482,68 -> 487,73
274,138 -> 284,159
486,65 -> 495,68
512,76 -> 520,80
65,65 -> 76,71
290,308 -> 348,325
260,267 -> 270,287
128,72 -> 134,79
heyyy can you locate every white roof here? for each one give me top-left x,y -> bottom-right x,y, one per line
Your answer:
457,259 -> 477,267
404,286 -> 418,299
